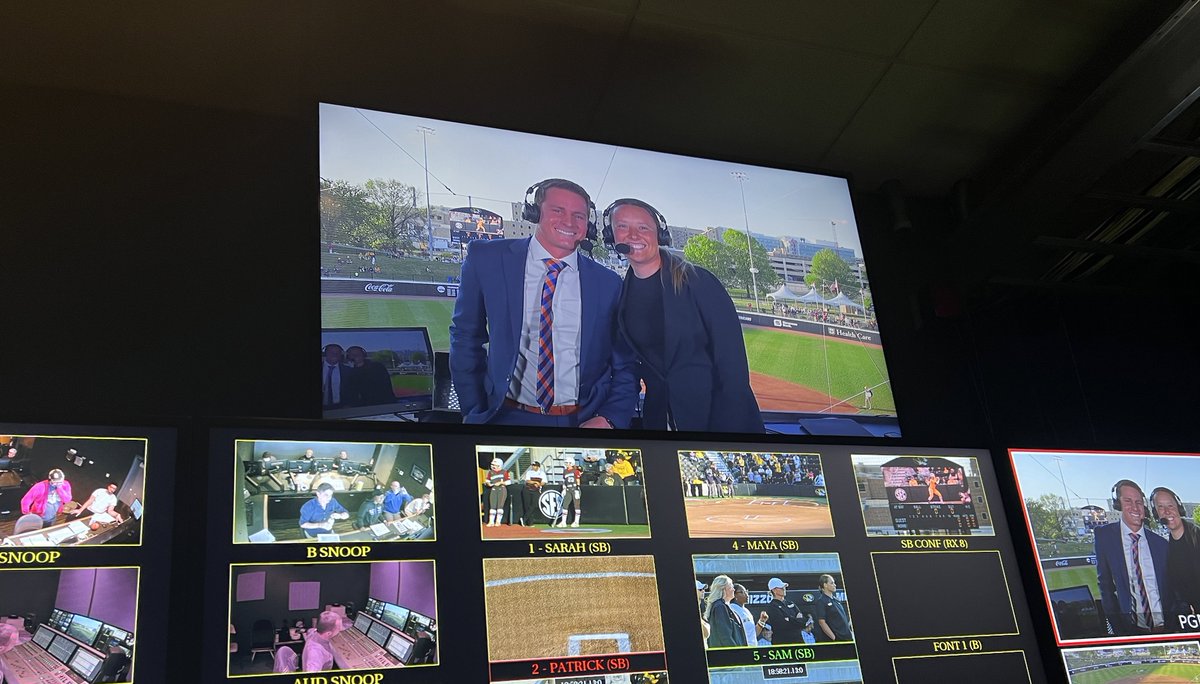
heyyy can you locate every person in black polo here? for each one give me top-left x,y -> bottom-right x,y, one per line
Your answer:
811,574 -> 852,642
762,577 -> 805,646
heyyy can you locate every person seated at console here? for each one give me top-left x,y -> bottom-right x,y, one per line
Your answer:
22,468 -> 73,525
298,483 -> 350,538
74,482 -> 123,525
0,446 -> 17,470
302,611 -> 341,672
356,491 -> 386,529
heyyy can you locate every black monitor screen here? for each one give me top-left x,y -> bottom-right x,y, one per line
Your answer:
381,603 -> 410,632
68,648 -> 103,681
321,327 -> 435,418
32,625 -> 55,649
48,634 -> 77,663
366,620 -> 391,647
65,614 -> 101,647
385,632 -> 413,662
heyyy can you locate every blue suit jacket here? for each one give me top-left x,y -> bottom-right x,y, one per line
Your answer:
1094,521 -> 1170,635
449,238 -> 637,426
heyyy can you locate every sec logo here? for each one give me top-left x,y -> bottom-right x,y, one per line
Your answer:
894,488 -> 908,502
539,490 -> 563,518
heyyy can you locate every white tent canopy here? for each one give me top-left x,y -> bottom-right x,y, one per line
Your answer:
766,285 -> 803,301
798,287 -> 826,304
824,292 -> 865,310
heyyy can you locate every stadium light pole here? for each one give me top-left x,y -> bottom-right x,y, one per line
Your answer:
417,126 -> 436,258
731,171 -> 759,312
1052,454 -> 1072,514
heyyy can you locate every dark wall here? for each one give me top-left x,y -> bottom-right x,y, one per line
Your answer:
229,563 -> 370,648
0,569 -> 61,627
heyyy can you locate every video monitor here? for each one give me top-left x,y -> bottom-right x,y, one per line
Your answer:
68,648 -> 104,681
49,609 -> 70,630
1010,449 -> 1200,644
385,632 -> 414,663
66,613 -> 102,646
367,619 -> 392,647
0,433 -> 147,546
678,450 -> 833,538
852,454 -> 993,536
320,327 -> 436,419
482,556 -> 667,682
319,103 -> 900,438
226,559 -> 438,678
232,438 -> 434,544
693,553 -> 861,683
478,445 -> 650,539
405,611 -> 435,637
130,498 -> 143,520
381,602 -> 411,632
48,634 -> 77,663
33,625 -> 55,649
1062,641 -> 1200,683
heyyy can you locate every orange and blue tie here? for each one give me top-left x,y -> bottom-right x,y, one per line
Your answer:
536,258 -> 566,412
1130,532 -> 1155,628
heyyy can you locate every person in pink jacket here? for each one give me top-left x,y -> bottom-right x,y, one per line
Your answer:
21,469 -> 72,525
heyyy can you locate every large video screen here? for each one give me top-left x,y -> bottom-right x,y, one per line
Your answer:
319,104 -> 899,438
1010,449 -> 1200,646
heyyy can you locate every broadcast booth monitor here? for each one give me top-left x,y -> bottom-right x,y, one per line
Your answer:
319,103 -> 900,438
320,327 -> 435,419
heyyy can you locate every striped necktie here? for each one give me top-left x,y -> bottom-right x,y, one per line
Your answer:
536,258 -> 566,412
1130,532 -> 1155,629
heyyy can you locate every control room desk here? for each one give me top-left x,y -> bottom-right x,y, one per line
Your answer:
2,514 -> 136,547
0,642 -> 84,684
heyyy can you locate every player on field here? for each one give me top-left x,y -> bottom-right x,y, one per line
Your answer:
484,458 -> 512,527
556,455 -> 583,528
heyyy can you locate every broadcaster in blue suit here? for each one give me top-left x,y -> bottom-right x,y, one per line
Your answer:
1094,479 -> 1170,635
604,198 -> 763,433
450,178 -> 636,428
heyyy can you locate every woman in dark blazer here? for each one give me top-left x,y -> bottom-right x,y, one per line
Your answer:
603,198 -> 764,433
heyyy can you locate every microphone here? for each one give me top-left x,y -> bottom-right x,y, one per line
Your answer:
577,239 -> 594,256
1161,517 -> 1170,527
615,243 -> 631,255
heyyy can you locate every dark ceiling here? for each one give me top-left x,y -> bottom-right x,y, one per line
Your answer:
4,0 -> 1197,294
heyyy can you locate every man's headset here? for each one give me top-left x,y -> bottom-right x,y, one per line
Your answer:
1150,486 -> 1187,521
601,198 -> 671,252
522,178 -> 598,245
1111,479 -> 1147,512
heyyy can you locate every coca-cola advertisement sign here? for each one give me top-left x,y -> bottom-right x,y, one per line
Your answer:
364,282 -> 395,293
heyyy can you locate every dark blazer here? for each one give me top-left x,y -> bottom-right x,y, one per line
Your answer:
449,238 -> 637,426
706,598 -> 747,648
1094,521 -> 1170,634
345,360 -> 394,406
617,252 -> 763,433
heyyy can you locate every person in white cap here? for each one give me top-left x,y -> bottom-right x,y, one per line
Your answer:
555,455 -> 583,528
763,577 -> 805,645
696,580 -> 710,640
483,458 -> 512,527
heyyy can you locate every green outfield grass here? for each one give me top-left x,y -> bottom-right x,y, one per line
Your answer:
1071,662 -> 1200,683
323,295 -> 896,411
391,374 -> 433,396
1045,565 -> 1099,598
323,297 -> 456,350
742,327 -> 895,411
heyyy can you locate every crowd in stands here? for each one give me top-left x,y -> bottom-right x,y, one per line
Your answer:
681,452 -> 825,498
768,302 -> 878,330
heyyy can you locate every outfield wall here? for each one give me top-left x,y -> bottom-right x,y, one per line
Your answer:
321,277 -> 883,344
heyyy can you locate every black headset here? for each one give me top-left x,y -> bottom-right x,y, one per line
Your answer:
1150,486 -> 1188,519
522,179 -> 598,241
601,198 -> 671,249
1111,479 -> 1146,512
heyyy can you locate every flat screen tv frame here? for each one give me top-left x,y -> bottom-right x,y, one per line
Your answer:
319,102 -> 901,438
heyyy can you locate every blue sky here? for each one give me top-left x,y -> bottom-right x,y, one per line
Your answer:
1010,450 -> 1200,508
320,103 -> 863,256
